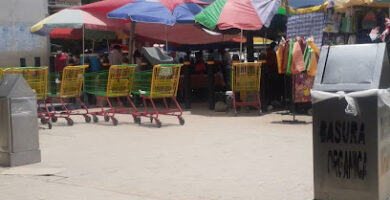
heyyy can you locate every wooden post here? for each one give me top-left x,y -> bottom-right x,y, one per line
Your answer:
207,60 -> 215,110
183,59 -> 192,109
246,31 -> 254,62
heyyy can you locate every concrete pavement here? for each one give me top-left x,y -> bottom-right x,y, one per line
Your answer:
0,104 -> 313,200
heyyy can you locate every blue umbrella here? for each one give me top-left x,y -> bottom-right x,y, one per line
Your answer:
107,0 -> 207,61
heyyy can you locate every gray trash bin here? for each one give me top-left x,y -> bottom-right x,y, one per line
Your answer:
312,43 -> 390,200
0,74 -> 41,167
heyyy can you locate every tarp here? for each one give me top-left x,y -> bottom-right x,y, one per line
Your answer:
335,0 -> 390,11
50,29 -> 117,40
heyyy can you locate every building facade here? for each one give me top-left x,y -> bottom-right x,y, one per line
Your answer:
0,0 -> 81,68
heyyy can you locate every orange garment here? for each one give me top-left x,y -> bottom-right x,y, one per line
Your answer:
276,42 -> 289,74
307,40 -> 320,76
291,38 -> 306,74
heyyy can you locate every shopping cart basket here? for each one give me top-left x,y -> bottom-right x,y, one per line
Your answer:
46,65 -> 89,126
132,64 -> 183,128
0,68 -> 5,81
84,65 -> 137,126
231,62 -> 262,116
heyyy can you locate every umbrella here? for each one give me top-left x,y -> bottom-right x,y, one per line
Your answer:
194,0 -> 281,60
30,9 -> 124,61
108,0 -> 208,62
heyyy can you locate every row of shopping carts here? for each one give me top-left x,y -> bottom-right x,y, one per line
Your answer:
0,62 -> 263,129
0,64 -> 184,129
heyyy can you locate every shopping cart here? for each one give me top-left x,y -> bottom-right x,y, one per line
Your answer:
132,64 -> 183,128
84,65 -> 137,126
46,65 -> 89,126
231,62 -> 262,116
0,68 -> 5,81
3,67 -> 51,128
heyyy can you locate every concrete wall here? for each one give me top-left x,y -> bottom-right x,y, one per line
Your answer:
0,0 -> 49,67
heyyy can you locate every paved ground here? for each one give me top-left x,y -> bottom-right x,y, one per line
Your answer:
0,104 -> 313,200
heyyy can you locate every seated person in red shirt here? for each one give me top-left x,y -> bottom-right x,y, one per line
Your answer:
194,51 -> 206,74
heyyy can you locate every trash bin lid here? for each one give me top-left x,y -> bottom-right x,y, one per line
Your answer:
314,43 -> 390,92
142,47 -> 173,66
0,74 -> 34,98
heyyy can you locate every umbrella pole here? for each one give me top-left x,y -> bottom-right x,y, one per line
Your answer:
239,29 -> 243,62
165,25 -> 168,54
129,21 -> 136,64
92,40 -> 95,53
82,25 -> 85,65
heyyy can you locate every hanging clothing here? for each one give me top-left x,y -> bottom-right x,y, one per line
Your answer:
276,41 -> 290,74
303,46 -> 313,71
290,38 -> 306,74
276,42 -> 284,74
286,38 -> 295,74
307,40 -> 320,77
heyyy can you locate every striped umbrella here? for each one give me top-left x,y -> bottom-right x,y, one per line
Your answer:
30,9 -> 123,36
194,0 -> 281,31
108,0 -> 208,61
30,9 -> 123,58
194,0 -> 280,60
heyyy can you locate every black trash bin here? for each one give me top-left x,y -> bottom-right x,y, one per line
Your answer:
312,43 -> 390,200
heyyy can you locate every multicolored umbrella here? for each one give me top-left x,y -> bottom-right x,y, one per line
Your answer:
194,0 -> 281,30
31,9 -> 123,63
30,9 -> 123,36
107,0 -> 209,61
107,0 -> 207,25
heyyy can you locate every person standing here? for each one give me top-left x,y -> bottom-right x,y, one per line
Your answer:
55,48 -> 67,72
109,45 -> 123,65
218,48 -> 232,91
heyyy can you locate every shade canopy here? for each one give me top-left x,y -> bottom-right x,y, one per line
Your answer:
50,29 -> 117,40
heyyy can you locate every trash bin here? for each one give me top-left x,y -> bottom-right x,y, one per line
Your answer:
311,43 -> 390,200
0,74 -> 41,167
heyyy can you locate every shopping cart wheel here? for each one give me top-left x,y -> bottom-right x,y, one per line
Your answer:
178,117 -> 185,125
92,115 -> 99,123
155,119 -> 162,128
48,123 -> 52,130
51,116 -> 58,123
133,116 -> 141,124
66,118 -> 74,126
104,116 -> 110,122
40,117 -> 47,125
112,117 -> 118,126
135,117 -> 141,125
84,115 -> 91,123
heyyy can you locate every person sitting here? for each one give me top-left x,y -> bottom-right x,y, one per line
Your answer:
194,51 -> 206,74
